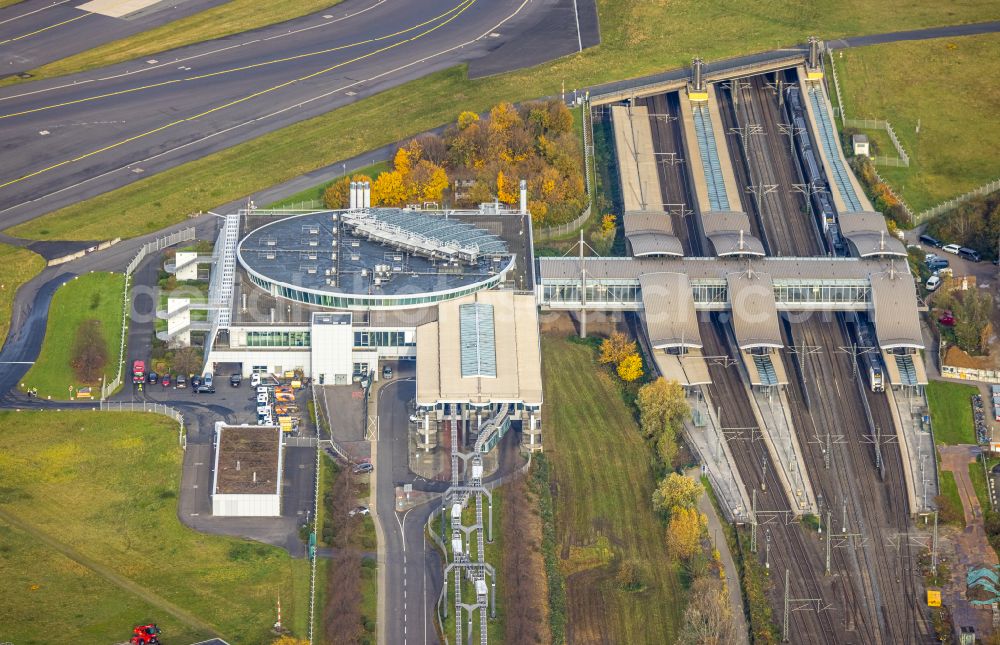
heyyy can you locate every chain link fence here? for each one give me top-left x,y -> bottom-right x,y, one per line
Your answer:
98,400 -> 185,448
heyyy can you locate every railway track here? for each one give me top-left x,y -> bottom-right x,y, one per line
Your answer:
718,71 -> 932,643
637,92 -> 702,254
701,314 -> 842,643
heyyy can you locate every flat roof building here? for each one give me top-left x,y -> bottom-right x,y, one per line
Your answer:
211,424 -> 284,517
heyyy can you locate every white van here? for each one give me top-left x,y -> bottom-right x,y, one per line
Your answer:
941,244 -> 961,255
926,275 -> 941,291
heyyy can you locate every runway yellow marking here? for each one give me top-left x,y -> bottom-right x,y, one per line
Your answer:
0,0 -> 478,191
0,12 -> 87,46
0,0 -> 470,120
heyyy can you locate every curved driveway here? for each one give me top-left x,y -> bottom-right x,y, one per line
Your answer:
0,0 -> 572,226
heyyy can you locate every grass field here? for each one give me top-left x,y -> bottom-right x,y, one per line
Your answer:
267,161 -> 390,209
969,462 -> 993,513
0,410 -> 310,644
0,243 -> 44,348
541,334 -> 684,643
19,272 -> 125,399
9,0 -> 1000,241
0,0 -> 23,9
938,470 -> 965,526
834,33 -> 1000,213
0,0 -> 343,87
927,380 -> 979,445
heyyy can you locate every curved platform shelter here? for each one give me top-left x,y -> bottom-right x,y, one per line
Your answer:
838,211 -> 908,258
702,210 -> 766,257
624,210 -> 684,257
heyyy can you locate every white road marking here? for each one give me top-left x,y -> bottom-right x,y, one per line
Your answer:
0,0 -> 71,27
571,0 -> 583,52
0,0 -> 388,103
0,0 -> 535,215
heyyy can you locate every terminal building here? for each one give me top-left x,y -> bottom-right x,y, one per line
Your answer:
165,183 -> 544,451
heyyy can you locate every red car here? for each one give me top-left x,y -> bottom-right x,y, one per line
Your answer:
161,374 -> 171,387
939,310 -> 956,327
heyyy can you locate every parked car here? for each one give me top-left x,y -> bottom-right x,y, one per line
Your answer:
382,365 -> 393,380
941,243 -> 961,255
230,373 -> 242,387
959,247 -> 981,262
176,373 -> 187,388
925,275 -> 941,291
202,372 -> 214,388
191,374 -> 202,388
939,310 -> 956,327
919,233 -> 942,248
147,371 -> 158,384
196,384 -> 216,394
257,393 -> 269,404
250,373 -> 262,387
925,256 -> 950,270
352,462 -> 374,475
348,505 -> 370,517
161,374 -> 171,387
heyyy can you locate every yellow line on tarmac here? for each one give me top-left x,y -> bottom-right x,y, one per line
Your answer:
0,0 -> 471,121
0,0 -> 478,191
0,12 -> 87,46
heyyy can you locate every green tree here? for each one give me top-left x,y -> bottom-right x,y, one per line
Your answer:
652,473 -> 701,514
636,378 -> 689,440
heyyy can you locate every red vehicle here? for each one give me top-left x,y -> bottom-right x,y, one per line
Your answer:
161,374 -> 171,388
939,310 -> 956,327
132,360 -> 146,384
130,624 -> 161,644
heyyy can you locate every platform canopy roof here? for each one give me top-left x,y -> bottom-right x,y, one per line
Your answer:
416,291 -> 542,406
701,210 -> 765,257
638,272 -> 702,349
869,268 -> 924,349
726,270 -> 783,349
838,211 -> 907,258
623,211 -> 684,257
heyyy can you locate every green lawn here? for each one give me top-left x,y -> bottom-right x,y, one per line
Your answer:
834,33 -> 1000,213
541,334 -> 684,644
1,0 -> 343,87
0,243 -> 45,348
937,470 -> 965,526
926,380 -> 979,445
10,0 -> 1000,241
969,461 -> 993,513
267,161 -> 390,209
0,411 -> 310,644
0,0 -> 23,10
20,272 -> 125,399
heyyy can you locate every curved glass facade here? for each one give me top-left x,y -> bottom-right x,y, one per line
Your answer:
246,270 -> 508,310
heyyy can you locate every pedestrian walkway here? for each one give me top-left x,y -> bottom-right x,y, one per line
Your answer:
687,469 -> 750,645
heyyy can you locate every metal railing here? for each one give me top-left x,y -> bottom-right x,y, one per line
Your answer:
534,204 -> 592,241
103,228 -> 196,399
915,177 -> 1000,224
98,400 -> 185,448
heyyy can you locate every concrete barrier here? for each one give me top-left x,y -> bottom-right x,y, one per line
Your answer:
46,237 -> 121,266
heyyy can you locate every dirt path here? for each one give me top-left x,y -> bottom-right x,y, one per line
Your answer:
0,507 -> 219,637
688,469 -> 750,644
937,445 -> 997,635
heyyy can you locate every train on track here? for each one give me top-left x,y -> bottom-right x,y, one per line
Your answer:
783,84 -> 844,253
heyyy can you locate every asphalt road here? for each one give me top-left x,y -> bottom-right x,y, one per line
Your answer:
0,0 -> 229,76
376,374 -> 443,645
0,0 -> 579,227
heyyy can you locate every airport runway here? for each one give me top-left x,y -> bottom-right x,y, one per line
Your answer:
0,0 -> 585,227
0,0 -> 230,74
